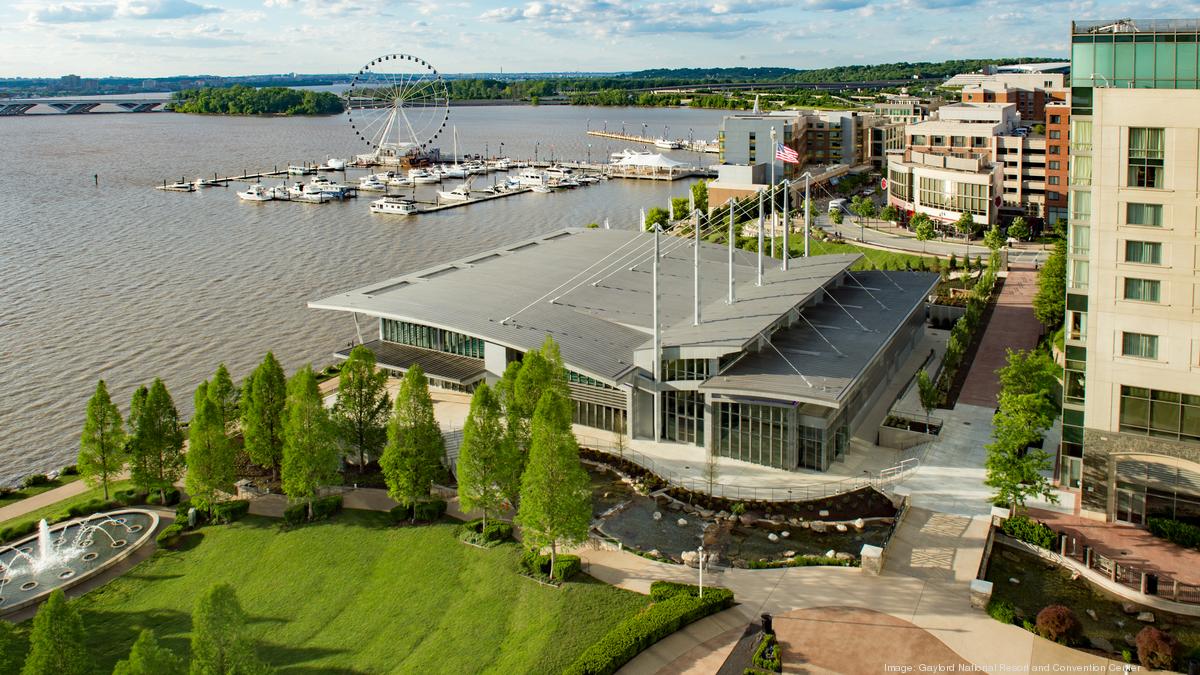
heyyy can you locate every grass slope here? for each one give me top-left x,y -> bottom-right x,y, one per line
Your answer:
0,476 -> 81,510
792,238 -> 939,271
0,480 -> 134,532
25,511 -> 647,674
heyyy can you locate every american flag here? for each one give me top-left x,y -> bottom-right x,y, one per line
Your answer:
775,143 -> 799,164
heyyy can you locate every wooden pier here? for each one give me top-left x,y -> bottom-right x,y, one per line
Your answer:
415,187 -> 533,213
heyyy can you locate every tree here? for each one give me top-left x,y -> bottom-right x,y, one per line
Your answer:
494,360 -> 528,507
1050,217 -> 1067,240
1033,239 -> 1067,330
830,209 -> 843,225
983,224 -> 1005,252
208,364 -> 240,434
985,393 -> 1058,512
241,352 -> 286,479
954,211 -> 976,240
191,584 -> 267,675
703,449 -> 720,494
0,620 -> 20,674
645,206 -> 670,231
113,629 -> 184,675
916,369 -> 938,422
380,365 -> 445,512
612,413 -> 628,459
516,390 -> 591,579
912,214 -> 936,252
690,180 -> 708,213
331,345 -> 390,472
998,349 -> 1058,404
129,378 -> 185,503
1008,216 -> 1030,242
78,379 -> 126,500
21,589 -> 89,675
457,383 -> 518,528
128,384 -> 148,437
880,204 -> 899,223
186,382 -> 236,513
850,195 -> 877,225
281,366 -> 340,518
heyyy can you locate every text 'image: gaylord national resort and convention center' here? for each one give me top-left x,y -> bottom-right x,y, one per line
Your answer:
309,227 -> 937,475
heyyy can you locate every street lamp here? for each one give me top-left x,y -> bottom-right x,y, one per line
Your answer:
587,143 -> 592,164
696,545 -> 706,598
621,121 -> 626,136
535,141 -> 540,163
587,118 -> 591,132
642,122 -> 648,140
603,120 -> 608,133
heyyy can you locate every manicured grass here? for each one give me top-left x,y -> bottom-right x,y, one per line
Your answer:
0,475 -> 82,509
791,238 -> 939,271
0,480 -> 135,532
12,511 -> 650,674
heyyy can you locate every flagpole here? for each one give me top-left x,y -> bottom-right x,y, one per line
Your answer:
756,189 -> 764,286
769,126 -> 777,254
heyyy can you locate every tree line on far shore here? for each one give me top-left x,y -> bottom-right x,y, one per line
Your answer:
170,86 -> 343,116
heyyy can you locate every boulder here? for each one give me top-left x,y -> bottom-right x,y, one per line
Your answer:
1121,602 -> 1139,615
781,531 -> 790,539
1086,609 -> 1098,621
652,511 -> 663,521
788,517 -> 803,527
1114,619 -> 1125,628
853,518 -> 865,530
824,549 -> 836,558
677,518 -> 688,527
768,533 -> 780,543
681,550 -> 699,567
648,549 -> 660,559
699,509 -> 714,519
716,511 -> 729,519
1137,612 -> 1155,623
667,501 -> 683,512
784,550 -> 796,558
836,524 -> 848,533
819,509 -> 830,517
800,521 -> 811,529
769,514 -> 786,524
738,515 -> 755,527
834,552 -> 855,561
1009,577 -> 1020,585
810,521 -> 827,533
1123,633 -> 1137,648
1089,637 -> 1113,653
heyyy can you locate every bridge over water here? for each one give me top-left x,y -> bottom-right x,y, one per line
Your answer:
0,96 -> 171,116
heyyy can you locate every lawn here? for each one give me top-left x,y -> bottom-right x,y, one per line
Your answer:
0,480 -> 134,533
8,510 -> 650,674
790,238 -> 939,271
0,475 -> 82,510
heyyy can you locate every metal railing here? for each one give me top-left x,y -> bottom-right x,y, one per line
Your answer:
580,440 -> 920,503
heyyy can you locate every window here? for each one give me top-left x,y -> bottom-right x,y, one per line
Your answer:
1070,224 -> 1089,256
662,358 -> 710,381
1049,176 -> 1060,185
1050,115 -> 1061,124
931,135 -> 945,146
1123,278 -> 1161,303
1124,241 -> 1162,265
972,136 -> 987,147
1069,259 -> 1089,290
1122,332 -> 1159,359
1119,386 -> 1200,443
911,134 -> 927,145
661,390 -> 703,446
1049,160 -> 1060,170
1128,127 -> 1165,188
1069,190 -> 1090,221
1126,203 -> 1163,227
1070,119 -> 1092,152
1069,155 -> 1092,186
951,135 -> 966,147
1050,130 -> 1062,139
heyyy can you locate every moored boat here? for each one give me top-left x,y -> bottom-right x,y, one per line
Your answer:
369,197 -> 419,215
237,184 -> 273,201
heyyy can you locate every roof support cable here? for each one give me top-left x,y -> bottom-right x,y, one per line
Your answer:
764,338 -> 813,388
798,312 -> 846,357
845,272 -> 889,310
824,289 -> 873,333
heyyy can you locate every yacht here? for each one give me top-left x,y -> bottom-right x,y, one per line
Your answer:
654,138 -> 681,150
464,160 -> 488,176
530,184 -> 554,193
387,175 -> 413,187
158,181 -> 195,192
576,174 -> 599,185
517,168 -> 549,186
308,177 -> 353,199
237,184 -> 273,202
369,197 -> 419,215
488,158 -> 513,171
288,182 -> 330,203
269,184 -> 291,200
610,148 -> 652,162
193,177 -> 219,188
545,165 -> 574,180
437,179 -> 474,202
443,164 -> 469,179
408,168 -> 442,184
319,158 -> 346,171
554,177 -> 580,189
357,177 -> 388,192
288,165 -> 316,175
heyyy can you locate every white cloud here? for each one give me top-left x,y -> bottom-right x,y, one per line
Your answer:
29,3 -> 118,23
28,0 -> 220,23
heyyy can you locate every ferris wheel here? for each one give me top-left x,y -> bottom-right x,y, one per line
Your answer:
346,53 -> 450,160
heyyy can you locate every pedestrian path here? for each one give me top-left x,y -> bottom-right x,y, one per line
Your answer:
957,269 -> 1041,408
0,478 -> 94,524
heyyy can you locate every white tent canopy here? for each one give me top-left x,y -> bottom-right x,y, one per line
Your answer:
615,153 -> 689,168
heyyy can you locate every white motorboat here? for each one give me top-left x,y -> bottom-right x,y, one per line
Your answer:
237,184 -> 273,201
370,197 -> 420,215
611,148 -> 652,162
554,177 -> 580,189
193,177 -> 219,188
158,182 -> 195,192
308,177 -> 353,199
531,185 -> 554,193
357,177 -> 388,192
464,160 -> 488,175
319,158 -> 347,171
489,158 -> 513,171
517,168 -> 549,186
576,175 -> 599,184
288,182 -> 330,203
288,165 -> 316,175
437,178 -> 474,202
408,168 -> 442,184
654,138 -> 681,150
544,165 -> 574,179
269,184 -> 291,200
443,164 -> 469,179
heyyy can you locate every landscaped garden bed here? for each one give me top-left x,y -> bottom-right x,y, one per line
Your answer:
986,543 -> 1200,670
882,414 -> 942,436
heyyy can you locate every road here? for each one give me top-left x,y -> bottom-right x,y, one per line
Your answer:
813,213 -> 1050,265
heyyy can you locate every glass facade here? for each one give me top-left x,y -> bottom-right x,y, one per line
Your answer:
573,400 -> 625,433
1128,128 -> 1165,188
661,390 -> 703,446
380,319 -> 484,359
566,369 -> 616,390
1119,386 -> 1200,443
716,401 -> 793,469
1072,30 -> 1200,92
662,359 -> 711,381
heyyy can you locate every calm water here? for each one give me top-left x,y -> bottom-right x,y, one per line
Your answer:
0,105 -> 726,484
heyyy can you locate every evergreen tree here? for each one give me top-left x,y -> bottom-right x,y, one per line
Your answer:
127,384 -> 149,437
281,366 -> 339,519
690,180 -> 708,213
113,629 -> 184,675
190,584 -> 267,675
331,345 -> 390,472
208,364 -> 240,434
78,379 -> 126,500
380,365 -> 445,512
186,382 -> 236,513
129,378 -> 185,503
21,590 -> 89,675
1033,239 -> 1067,330
241,352 -> 286,479
457,383 -> 517,528
516,390 -> 591,579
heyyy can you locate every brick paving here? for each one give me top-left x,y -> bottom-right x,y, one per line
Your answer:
1030,507 -> 1200,585
774,606 -> 971,673
957,269 -> 1042,408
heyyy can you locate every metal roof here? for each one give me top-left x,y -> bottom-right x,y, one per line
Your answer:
336,341 -> 486,384
700,270 -> 938,406
310,228 -> 861,383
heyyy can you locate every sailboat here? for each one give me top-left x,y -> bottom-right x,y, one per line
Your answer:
437,175 -> 475,202
444,127 -> 469,178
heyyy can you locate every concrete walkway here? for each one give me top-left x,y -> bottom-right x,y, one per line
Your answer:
0,479 -> 93,525
957,269 -> 1041,408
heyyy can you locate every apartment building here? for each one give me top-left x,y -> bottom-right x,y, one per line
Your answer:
1061,18 -> 1200,525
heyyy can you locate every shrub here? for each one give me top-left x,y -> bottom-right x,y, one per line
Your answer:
60,464 -> 79,476
1001,515 -> 1057,549
563,586 -> 735,675
66,498 -> 122,518
1147,517 -> 1200,550
388,504 -> 413,523
283,502 -> 307,526
21,474 -> 51,488
650,581 -> 702,602
456,519 -> 513,547
155,523 -> 185,549
1136,626 -> 1182,671
0,520 -> 38,544
1022,619 -> 1036,633
1035,605 -> 1081,644
746,555 -> 856,569
987,599 -> 1018,625
731,503 -> 746,517
175,500 -> 199,523
210,499 -> 250,524
115,488 -> 150,506
1121,649 -> 1133,663
311,495 -> 343,521
413,499 -> 446,522
146,488 -> 181,506
521,551 -> 582,582
752,633 -> 782,673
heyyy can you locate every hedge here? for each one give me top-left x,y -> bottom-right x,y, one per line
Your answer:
752,633 -> 782,672
0,520 -> 38,544
21,474 -> 51,489
1001,515 -> 1057,549
746,555 -> 857,569
146,488 -> 181,506
155,523 -> 185,549
987,598 -> 1018,625
521,551 -> 582,582
283,495 -> 343,526
211,499 -> 250,524
1147,517 -> 1200,550
456,518 -> 513,547
564,583 -> 735,675
283,502 -> 308,526
389,499 -> 447,524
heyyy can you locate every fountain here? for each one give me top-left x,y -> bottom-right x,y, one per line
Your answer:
0,509 -> 159,615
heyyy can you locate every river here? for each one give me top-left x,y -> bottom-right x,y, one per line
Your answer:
0,105 -> 727,484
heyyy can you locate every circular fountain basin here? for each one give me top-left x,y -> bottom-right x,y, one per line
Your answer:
0,509 -> 159,615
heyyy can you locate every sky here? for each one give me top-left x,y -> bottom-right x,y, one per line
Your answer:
0,0 -> 1193,77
